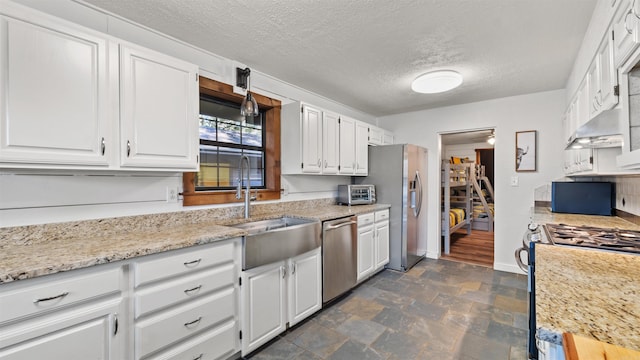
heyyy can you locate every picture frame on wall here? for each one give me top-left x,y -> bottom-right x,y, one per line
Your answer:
516,130 -> 536,172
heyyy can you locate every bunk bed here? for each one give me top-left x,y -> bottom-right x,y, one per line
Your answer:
441,161 -> 495,254
470,164 -> 495,232
441,161 -> 472,254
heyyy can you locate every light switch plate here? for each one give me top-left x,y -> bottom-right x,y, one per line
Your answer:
510,176 -> 519,186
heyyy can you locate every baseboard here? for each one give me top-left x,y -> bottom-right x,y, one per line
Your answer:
426,251 -> 439,260
493,262 -> 526,275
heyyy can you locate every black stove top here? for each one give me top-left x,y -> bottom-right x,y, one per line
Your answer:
543,223 -> 640,254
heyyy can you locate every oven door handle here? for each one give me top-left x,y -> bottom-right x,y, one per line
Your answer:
515,247 -> 529,273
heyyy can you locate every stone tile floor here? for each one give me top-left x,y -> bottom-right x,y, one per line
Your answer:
247,258 -> 529,360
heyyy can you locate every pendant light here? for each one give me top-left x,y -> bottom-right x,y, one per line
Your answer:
237,67 -> 259,117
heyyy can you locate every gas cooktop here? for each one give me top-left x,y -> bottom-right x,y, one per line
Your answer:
543,223 -> 640,254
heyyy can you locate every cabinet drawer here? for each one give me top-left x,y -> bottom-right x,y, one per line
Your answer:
375,209 -> 389,222
135,288 -> 235,358
147,321 -> 236,360
357,213 -> 374,226
135,241 -> 234,287
0,267 -> 121,324
135,264 -> 235,318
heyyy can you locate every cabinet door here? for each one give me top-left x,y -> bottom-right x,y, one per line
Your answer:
613,0 -> 640,67
0,11 -> 113,168
357,225 -> 375,282
0,299 -> 123,360
588,58 -> 601,118
241,262 -> 286,356
287,248 -> 321,327
575,79 -> 590,129
383,131 -> 394,145
375,221 -> 390,269
338,116 -> 356,174
599,31 -> 619,111
355,121 -> 369,175
368,127 -> 383,145
119,43 -> 199,170
322,112 -> 339,174
301,105 -> 322,173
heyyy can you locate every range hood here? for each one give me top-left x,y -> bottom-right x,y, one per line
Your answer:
565,108 -> 623,149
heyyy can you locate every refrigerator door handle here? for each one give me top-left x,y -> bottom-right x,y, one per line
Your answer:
414,171 -> 423,217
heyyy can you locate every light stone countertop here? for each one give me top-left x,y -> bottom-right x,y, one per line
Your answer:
535,244 -> 640,351
531,207 -> 640,230
0,201 -> 390,284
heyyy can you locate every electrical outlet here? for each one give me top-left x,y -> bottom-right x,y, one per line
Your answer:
510,176 -> 519,187
166,187 -> 178,202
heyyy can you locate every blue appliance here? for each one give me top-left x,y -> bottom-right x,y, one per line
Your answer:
551,181 -> 614,216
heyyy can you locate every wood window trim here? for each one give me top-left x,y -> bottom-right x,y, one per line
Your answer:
182,76 -> 281,206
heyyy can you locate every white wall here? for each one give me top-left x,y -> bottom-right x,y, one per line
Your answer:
0,0 -> 367,227
378,90 -> 566,273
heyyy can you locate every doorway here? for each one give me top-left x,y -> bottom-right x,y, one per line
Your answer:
439,129 -> 495,267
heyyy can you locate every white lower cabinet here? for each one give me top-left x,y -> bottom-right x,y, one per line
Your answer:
133,239 -> 241,360
357,210 -> 390,282
241,248 -> 321,357
357,214 -> 375,282
0,265 -> 126,360
287,249 -> 322,326
374,210 -> 390,269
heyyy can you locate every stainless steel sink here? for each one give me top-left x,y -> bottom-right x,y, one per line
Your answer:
231,217 -> 321,270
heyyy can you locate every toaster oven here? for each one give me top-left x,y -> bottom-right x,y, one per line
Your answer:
337,185 -> 376,205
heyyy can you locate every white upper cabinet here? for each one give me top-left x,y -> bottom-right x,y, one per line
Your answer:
0,3 -> 199,171
355,121 -> 369,175
0,6 -> 115,168
338,116 -> 356,175
322,111 -> 340,174
119,43 -> 199,170
302,105 -> 323,173
281,102 -> 368,176
613,0 -> 640,67
589,30 -> 618,119
383,131 -> 394,145
368,126 -> 383,145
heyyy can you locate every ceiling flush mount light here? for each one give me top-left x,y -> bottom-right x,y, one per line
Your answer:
237,67 -> 259,117
411,70 -> 463,94
487,130 -> 496,145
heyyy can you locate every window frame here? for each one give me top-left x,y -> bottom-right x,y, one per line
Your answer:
182,76 -> 281,206
197,95 -> 267,191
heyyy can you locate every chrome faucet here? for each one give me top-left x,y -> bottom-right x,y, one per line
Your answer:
236,155 -> 254,218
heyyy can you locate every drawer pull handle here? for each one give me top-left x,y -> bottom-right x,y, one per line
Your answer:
33,292 -> 69,304
184,317 -> 202,328
183,258 -> 202,267
193,354 -> 203,360
184,285 -> 202,294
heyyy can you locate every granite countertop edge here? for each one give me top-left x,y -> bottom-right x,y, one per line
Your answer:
0,203 -> 390,284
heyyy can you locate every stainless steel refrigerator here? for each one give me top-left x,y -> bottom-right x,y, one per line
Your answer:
356,144 -> 428,271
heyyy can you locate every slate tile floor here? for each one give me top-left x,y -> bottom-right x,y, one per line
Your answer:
248,258 -> 528,360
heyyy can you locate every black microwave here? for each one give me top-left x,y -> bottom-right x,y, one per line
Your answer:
551,181 -> 615,216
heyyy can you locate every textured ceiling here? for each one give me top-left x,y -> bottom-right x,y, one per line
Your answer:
79,0 -> 596,116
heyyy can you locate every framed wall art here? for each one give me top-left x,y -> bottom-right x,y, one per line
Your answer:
515,130 -> 536,172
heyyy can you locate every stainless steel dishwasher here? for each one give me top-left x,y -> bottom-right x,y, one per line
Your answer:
322,216 -> 357,303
